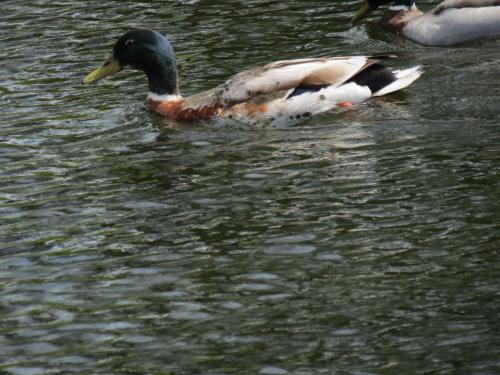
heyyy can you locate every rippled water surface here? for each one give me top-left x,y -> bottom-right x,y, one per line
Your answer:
2,1 -> 500,374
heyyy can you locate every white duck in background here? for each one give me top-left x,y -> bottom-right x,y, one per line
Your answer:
352,0 -> 500,46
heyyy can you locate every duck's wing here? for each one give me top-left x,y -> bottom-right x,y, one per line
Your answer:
182,56 -> 377,110
433,0 -> 500,14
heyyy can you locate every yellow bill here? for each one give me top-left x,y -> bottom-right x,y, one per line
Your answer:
83,56 -> 122,84
351,1 -> 376,25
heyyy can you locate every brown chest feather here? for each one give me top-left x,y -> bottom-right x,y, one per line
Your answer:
147,99 -> 223,121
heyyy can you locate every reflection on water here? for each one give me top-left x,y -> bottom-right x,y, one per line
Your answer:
1,1 -> 500,374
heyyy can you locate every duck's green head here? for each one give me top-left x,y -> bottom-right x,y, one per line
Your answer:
351,0 -> 415,24
83,29 -> 179,96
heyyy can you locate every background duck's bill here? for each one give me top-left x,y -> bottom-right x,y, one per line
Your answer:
352,1 -> 376,24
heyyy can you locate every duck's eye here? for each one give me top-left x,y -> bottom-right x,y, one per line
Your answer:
125,39 -> 134,47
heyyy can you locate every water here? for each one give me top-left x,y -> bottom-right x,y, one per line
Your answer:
1,1 -> 500,374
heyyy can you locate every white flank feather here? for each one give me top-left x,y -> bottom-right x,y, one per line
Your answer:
223,83 -> 372,127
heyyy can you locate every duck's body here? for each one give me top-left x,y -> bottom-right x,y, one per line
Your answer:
84,29 -> 422,126
144,56 -> 421,127
352,0 -> 500,46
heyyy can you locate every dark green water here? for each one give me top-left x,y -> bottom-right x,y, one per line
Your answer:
1,1 -> 500,374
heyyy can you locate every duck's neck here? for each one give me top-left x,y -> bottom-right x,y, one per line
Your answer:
143,52 -> 180,97
382,0 -> 422,31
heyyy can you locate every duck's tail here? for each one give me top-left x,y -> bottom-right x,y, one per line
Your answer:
372,66 -> 423,97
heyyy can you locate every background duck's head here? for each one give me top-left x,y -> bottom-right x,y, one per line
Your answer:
83,29 -> 179,96
352,0 -> 416,24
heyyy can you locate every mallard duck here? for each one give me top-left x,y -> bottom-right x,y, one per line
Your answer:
83,29 -> 422,126
352,0 -> 500,46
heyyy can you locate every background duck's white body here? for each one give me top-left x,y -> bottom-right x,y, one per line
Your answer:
403,6 -> 500,45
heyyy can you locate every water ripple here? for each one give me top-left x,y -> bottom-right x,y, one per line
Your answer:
1,1 -> 500,374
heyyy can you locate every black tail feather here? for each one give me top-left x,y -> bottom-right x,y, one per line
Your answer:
347,64 -> 397,94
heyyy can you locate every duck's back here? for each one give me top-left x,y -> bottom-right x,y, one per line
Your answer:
403,6 -> 500,46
